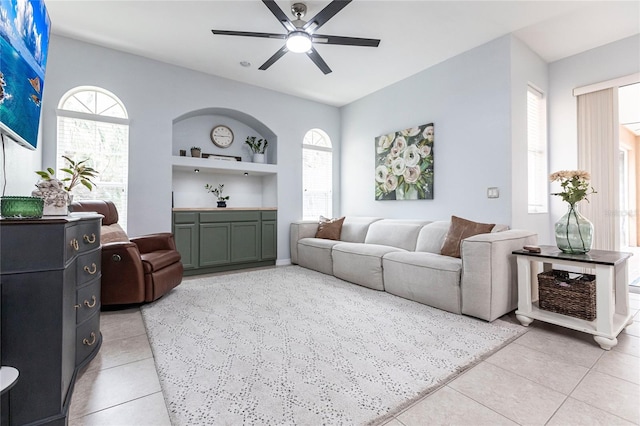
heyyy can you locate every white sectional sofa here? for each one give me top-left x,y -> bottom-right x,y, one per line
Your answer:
290,217 -> 537,322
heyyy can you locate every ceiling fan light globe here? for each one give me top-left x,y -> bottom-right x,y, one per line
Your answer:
286,31 -> 312,53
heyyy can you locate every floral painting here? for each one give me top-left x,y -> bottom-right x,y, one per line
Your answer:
375,123 -> 434,200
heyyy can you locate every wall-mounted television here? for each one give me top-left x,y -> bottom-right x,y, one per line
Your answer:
0,0 -> 51,150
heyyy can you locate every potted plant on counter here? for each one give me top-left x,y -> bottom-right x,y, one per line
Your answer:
205,183 -> 230,208
245,136 -> 268,163
190,146 -> 202,158
33,156 -> 98,215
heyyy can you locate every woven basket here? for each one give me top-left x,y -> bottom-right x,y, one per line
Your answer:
538,270 -> 596,321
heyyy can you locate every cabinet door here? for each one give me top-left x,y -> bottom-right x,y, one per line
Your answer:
174,223 -> 198,269
200,223 -> 230,266
261,220 -> 277,260
231,222 -> 260,263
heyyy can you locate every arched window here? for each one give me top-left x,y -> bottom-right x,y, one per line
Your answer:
302,129 -> 332,219
57,87 -> 129,229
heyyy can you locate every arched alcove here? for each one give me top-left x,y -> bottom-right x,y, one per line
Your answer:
172,107 -> 277,163
170,107 -> 278,209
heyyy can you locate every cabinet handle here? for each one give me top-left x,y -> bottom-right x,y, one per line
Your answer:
84,295 -> 97,308
83,332 -> 97,346
70,238 -> 79,251
83,233 -> 97,244
84,263 -> 98,275
112,254 -> 122,262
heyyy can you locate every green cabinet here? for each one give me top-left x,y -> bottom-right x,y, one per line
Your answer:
172,209 -> 277,276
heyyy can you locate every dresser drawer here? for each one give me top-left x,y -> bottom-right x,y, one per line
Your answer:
76,249 -> 101,286
76,311 -> 101,364
77,220 -> 101,252
76,278 -> 101,324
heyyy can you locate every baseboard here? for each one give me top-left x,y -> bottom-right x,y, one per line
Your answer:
276,258 -> 292,266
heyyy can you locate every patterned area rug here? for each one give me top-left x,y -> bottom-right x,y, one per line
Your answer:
141,266 -> 526,425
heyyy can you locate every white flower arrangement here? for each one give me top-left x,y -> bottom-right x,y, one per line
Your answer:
375,123 -> 434,200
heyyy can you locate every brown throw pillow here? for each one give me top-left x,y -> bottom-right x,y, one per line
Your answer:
441,215 -> 495,258
315,216 -> 346,240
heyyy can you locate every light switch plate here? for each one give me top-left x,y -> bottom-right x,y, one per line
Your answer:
487,187 -> 499,198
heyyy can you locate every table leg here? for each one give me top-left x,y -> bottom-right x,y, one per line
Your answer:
593,335 -> 617,351
595,265 -> 614,338
516,257 -> 534,326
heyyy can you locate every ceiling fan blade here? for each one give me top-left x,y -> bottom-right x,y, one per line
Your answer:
312,34 -> 380,47
259,45 -> 289,71
306,47 -> 332,75
262,0 -> 296,32
212,30 -> 286,40
303,0 -> 352,34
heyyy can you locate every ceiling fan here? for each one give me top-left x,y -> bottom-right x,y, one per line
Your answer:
211,0 -> 380,75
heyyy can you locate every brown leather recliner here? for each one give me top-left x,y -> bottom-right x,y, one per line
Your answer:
70,200 -> 183,305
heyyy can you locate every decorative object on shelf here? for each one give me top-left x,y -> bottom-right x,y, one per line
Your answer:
179,149 -> 186,156
0,196 -> 44,218
190,146 -> 202,158
210,125 -> 234,148
205,183 -> 230,208
203,153 -> 241,162
245,136 -> 268,163
33,156 -> 98,216
550,170 -> 596,254
375,123 -> 434,200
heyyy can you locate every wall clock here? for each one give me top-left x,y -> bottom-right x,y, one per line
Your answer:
210,125 -> 234,148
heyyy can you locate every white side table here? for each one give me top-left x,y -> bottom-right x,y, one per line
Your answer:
513,246 -> 634,350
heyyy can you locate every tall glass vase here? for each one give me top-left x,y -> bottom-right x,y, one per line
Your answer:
555,203 -> 594,254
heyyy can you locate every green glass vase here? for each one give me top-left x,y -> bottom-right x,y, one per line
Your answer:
555,203 -> 593,254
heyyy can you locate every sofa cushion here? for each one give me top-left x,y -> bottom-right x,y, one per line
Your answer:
415,221 -> 450,253
364,220 -> 431,251
332,242 -> 406,291
140,249 -> 182,273
383,251 -> 462,314
101,223 -> 129,244
340,217 -> 383,243
441,216 -> 495,258
297,238 -> 342,275
315,216 -> 345,240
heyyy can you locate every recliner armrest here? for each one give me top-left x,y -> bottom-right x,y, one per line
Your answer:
100,241 -> 146,305
130,233 -> 177,254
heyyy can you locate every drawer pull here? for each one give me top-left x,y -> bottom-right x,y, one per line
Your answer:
112,254 -> 122,262
83,233 -> 97,244
84,295 -> 97,308
83,332 -> 97,346
70,238 -> 79,251
84,263 -> 98,275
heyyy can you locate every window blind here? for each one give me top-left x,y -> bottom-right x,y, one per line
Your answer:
527,85 -> 548,213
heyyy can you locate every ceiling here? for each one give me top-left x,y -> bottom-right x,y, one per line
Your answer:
45,1 -> 640,107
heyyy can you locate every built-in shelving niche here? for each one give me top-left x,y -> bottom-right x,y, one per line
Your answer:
172,108 -> 277,209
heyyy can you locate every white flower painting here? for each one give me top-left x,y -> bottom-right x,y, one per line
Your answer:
375,123 -> 434,200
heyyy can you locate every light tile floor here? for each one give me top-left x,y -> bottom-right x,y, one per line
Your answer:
69,288 -> 640,426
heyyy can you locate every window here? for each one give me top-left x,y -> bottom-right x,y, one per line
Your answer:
57,87 -> 130,229
302,129 -> 332,220
527,85 -> 548,213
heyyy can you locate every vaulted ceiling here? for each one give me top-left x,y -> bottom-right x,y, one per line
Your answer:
46,1 -> 640,107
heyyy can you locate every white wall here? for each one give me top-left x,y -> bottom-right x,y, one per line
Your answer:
548,35 -> 640,238
0,134 -> 42,196
340,36 -> 512,225
509,36 -> 549,242
35,35 -> 341,262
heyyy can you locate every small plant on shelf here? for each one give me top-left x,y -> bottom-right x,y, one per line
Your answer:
205,183 -> 229,207
190,146 -> 202,157
245,136 -> 268,154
